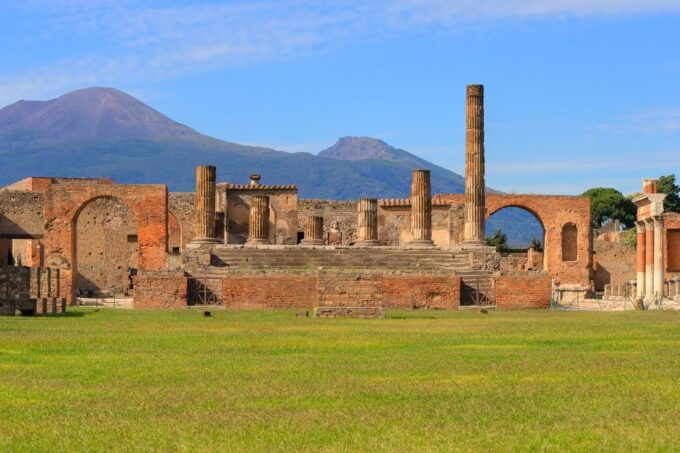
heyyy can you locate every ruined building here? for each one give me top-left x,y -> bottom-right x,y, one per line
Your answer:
3,85 -> 676,315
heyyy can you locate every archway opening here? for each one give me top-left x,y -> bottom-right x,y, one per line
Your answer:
561,222 -> 578,262
74,196 -> 138,297
168,211 -> 182,255
486,206 -> 545,271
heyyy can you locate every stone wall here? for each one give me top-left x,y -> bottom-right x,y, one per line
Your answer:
223,186 -> 298,245
1,266 -> 63,315
495,274 -> 552,309
378,203 -> 459,246
666,213 -> 680,274
75,197 -> 138,296
169,192 -> 195,252
133,271 -> 188,309
593,239 -> 636,291
298,199 -> 357,245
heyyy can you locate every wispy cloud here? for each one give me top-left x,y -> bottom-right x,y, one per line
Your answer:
487,148 -> 680,174
2,0 -> 680,105
598,107 -> 680,133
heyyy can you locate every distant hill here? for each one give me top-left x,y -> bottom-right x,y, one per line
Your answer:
0,87 -> 541,244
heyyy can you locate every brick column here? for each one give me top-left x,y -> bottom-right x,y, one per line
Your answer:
246,196 -> 270,246
409,170 -> 434,247
636,221 -> 646,301
653,216 -> 665,298
463,84 -> 486,244
356,198 -> 379,246
192,165 -> 219,244
645,220 -> 654,300
301,216 -> 324,245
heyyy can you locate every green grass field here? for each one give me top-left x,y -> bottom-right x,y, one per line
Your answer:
1,308 -> 680,452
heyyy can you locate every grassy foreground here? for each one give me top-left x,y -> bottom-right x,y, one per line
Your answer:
1,308 -> 680,452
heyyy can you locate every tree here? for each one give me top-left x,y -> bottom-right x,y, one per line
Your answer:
486,228 -> 508,253
581,187 -> 636,228
657,174 -> 680,213
529,236 -> 543,252
622,228 -> 637,248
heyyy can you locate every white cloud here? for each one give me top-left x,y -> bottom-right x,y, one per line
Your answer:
598,108 -> 680,133
2,0 -> 680,105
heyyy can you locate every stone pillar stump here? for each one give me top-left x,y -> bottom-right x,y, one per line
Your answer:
246,195 -> 270,246
301,216 -> 324,245
192,165 -> 219,244
356,198 -> 379,246
409,169 -> 434,247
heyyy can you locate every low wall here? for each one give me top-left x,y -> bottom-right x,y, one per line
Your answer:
133,272 -> 188,309
222,275 -> 317,309
495,274 -> 552,309
1,266 -> 63,315
219,273 -> 461,309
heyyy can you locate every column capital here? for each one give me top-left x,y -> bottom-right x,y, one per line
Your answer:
653,215 -> 664,226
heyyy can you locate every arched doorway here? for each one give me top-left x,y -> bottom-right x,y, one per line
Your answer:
168,211 -> 183,255
74,196 -> 138,297
486,206 -> 546,271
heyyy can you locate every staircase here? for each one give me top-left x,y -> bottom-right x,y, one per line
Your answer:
206,246 -> 473,274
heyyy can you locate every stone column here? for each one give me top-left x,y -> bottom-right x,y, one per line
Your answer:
409,169 -> 434,247
636,221 -> 646,301
356,198 -> 379,246
192,165 -> 219,244
463,84 -> 486,244
246,196 -> 270,245
653,216 -> 665,298
645,220 -> 654,300
301,216 -> 324,246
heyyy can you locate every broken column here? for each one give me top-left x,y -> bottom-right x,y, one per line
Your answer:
246,195 -> 270,245
653,215 -> 665,298
636,221 -> 646,301
301,216 -> 324,246
356,198 -> 379,246
192,165 -> 219,244
409,169 -> 434,247
463,84 -> 486,244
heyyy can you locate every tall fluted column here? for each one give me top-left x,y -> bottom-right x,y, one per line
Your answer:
246,196 -> 270,245
463,84 -> 486,244
653,216 -> 665,299
636,221 -> 646,301
409,169 -> 434,247
356,198 -> 379,246
645,220 -> 655,300
192,165 -> 219,244
301,216 -> 324,245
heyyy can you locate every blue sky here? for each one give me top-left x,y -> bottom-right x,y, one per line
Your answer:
1,0 -> 679,195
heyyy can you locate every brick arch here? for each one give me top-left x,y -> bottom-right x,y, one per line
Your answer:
42,183 -> 167,302
485,195 -> 591,284
435,193 -> 592,285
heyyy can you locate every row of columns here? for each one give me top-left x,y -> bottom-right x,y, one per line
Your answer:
636,217 -> 666,301
192,165 -> 434,246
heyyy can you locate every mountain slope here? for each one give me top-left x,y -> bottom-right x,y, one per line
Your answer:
0,87 -> 541,243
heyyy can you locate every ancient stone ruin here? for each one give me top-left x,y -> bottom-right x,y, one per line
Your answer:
2,84 -> 678,315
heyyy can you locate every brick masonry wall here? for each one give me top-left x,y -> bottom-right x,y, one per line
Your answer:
133,272 -> 188,309
382,274 -> 460,309
222,274 -> 317,308
495,275 -> 552,309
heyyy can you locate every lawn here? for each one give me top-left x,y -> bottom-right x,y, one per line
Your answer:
1,308 -> 679,452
